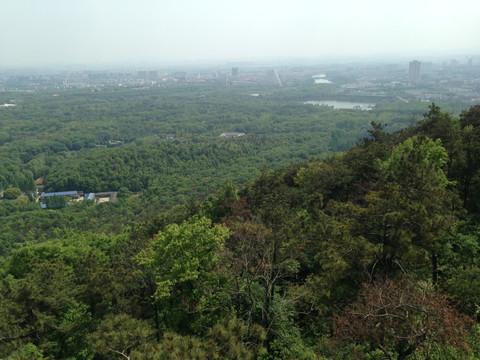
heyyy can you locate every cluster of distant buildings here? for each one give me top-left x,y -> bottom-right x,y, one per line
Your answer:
409,57 -> 476,85
0,65 -> 293,91
1,58 -> 479,103
403,58 -> 480,102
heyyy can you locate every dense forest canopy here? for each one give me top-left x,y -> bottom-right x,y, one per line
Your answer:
1,82 -> 480,359
0,85 -> 435,194
0,84 -> 436,253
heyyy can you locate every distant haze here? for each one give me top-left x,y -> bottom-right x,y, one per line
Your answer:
1,0 -> 479,67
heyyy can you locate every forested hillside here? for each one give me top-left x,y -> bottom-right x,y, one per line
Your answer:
0,85 -> 431,253
1,83 -> 480,358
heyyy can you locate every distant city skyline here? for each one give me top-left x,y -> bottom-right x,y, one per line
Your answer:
1,0 -> 479,68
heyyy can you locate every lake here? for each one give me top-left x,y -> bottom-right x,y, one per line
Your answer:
304,100 -> 375,110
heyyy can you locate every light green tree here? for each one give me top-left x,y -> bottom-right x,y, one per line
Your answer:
136,216 -> 230,333
137,216 -> 229,300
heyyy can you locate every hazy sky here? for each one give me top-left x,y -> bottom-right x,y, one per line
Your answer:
1,0 -> 479,67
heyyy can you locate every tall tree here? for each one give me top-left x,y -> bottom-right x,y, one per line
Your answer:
322,135 -> 456,282
375,135 -> 455,280
457,105 -> 480,211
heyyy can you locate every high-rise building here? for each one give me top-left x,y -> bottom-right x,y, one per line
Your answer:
421,62 -> 433,74
408,60 -> 421,85
137,71 -> 148,81
231,67 -> 238,77
148,71 -> 158,81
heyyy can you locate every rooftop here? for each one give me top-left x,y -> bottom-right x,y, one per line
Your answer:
219,132 -> 245,137
40,190 -> 78,198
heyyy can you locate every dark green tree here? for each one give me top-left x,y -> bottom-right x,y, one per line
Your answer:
44,195 -> 68,209
88,314 -> 155,359
3,187 -> 21,200
457,105 -> 480,211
